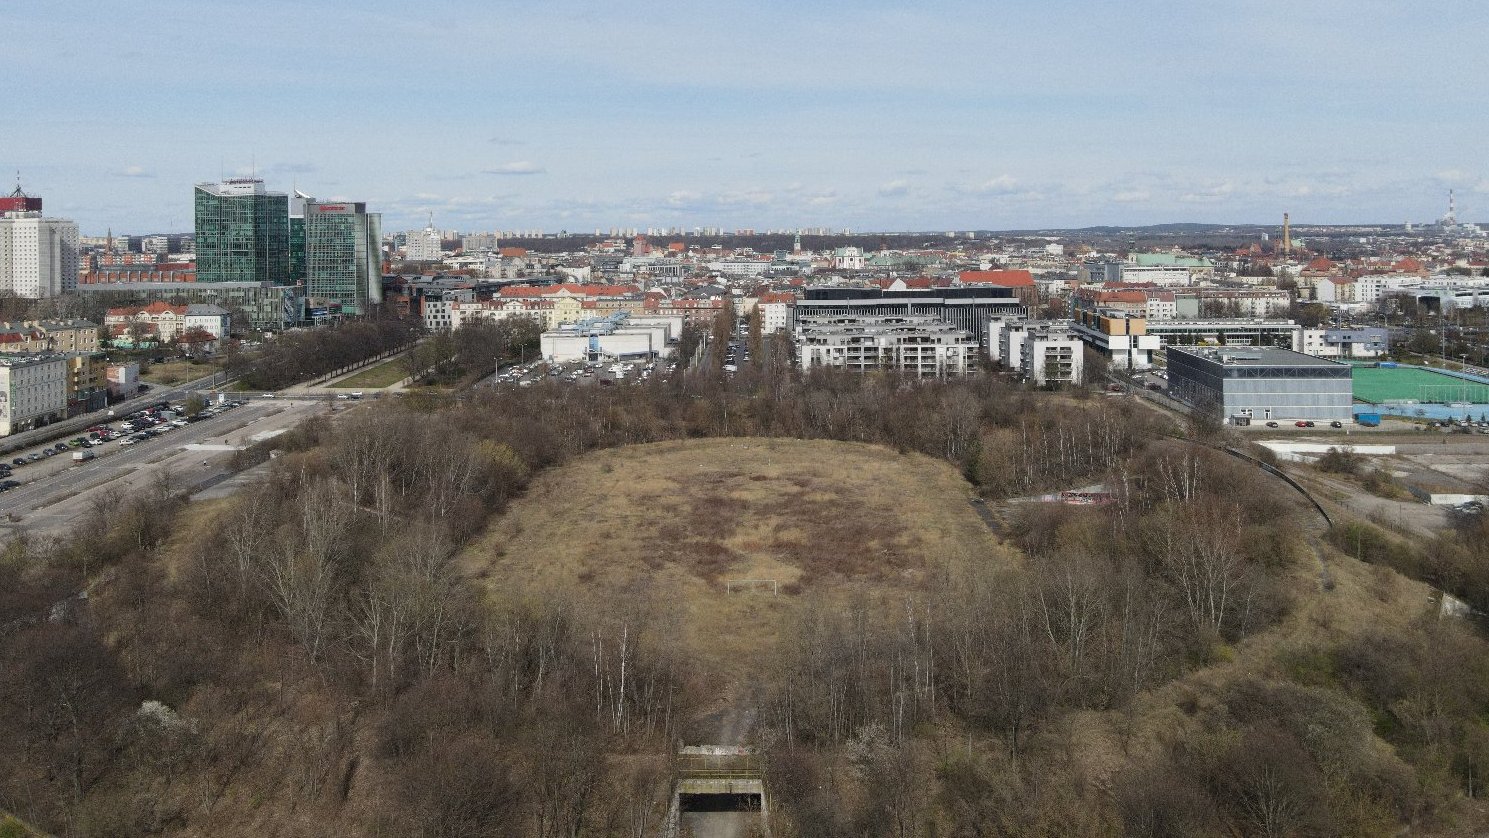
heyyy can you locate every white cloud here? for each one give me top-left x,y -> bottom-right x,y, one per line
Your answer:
482,161 -> 545,175
878,179 -> 910,197
117,165 -> 154,178
1178,182 -> 1235,203
970,175 -> 1019,195
1112,189 -> 1151,203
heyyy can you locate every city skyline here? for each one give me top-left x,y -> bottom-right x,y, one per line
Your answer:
9,0 -> 1489,234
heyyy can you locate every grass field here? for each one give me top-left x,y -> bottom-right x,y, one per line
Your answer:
141,359 -> 218,385
329,356 -> 409,389
1353,365 -> 1489,403
458,438 -> 1015,685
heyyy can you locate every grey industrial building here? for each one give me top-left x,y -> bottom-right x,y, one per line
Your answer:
1166,347 -> 1353,423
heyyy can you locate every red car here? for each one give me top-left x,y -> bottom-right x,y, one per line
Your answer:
1295,420 -> 1309,427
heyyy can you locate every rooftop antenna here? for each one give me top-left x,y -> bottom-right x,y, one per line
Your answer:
1282,212 -> 1292,259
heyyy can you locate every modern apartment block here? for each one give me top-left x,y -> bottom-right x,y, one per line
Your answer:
194,179 -> 290,284
305,201 -> 383,314
988,318 -> 1084,386
795,314 -> 977,377
0,211 -> 79,298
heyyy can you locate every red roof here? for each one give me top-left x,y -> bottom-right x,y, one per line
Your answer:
959,269 -> 1033,287
498,247 -> 528,258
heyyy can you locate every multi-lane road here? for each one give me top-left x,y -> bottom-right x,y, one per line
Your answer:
0,397 -> 328,540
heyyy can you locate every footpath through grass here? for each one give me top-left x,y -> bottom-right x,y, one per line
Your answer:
330,356 -> 409,389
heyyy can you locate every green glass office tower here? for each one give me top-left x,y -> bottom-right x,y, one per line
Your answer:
304,202 -> 383,315
193,179 -> 290,284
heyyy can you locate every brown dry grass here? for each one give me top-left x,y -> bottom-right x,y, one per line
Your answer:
458,437 -> 1016,684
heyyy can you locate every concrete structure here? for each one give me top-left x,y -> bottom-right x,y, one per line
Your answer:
0,355 -> 69,435
1167,347 -> 1352,423
304,200 -> 383,314
795,314 -> 977,377
461,232 -> 500,252
194,179 -> 290,284
0,211 -> 79,298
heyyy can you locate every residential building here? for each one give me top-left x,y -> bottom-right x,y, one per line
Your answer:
462,232 -> 500,253
1166,347 -> 1352,424
1301,327 -> 1388,359
405,221 -> 442,262
990,319 -> 1084,386
184,304 -> 232,340
0,355 -> 69,435
0,320 -> 100,354
305,201 -> 383,315
62,353 -> 108,414
757,291 -> 797,333
795,314 -> 978,377
0,211 -> 79,298
105,302 -> 187,342
958,270 -> 1038,307
194,179 -> 290,284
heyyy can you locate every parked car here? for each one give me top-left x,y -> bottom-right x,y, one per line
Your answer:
11,458 -> 24,467
1265,421 -> 1278,428
1330,420 -> 1344,428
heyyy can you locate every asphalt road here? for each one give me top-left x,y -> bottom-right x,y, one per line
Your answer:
0,398 -> 327,540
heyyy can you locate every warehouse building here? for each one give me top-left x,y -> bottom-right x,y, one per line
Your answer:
1166,347 -> 1352,424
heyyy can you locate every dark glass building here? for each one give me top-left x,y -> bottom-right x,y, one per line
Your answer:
304,201 -> 382,315
193,179 -> 290,284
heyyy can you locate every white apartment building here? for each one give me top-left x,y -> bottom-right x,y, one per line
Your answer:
757,293 -> 796,333
0,212 -> 80,298
1118,264 -> 1192,286
0,355 -> 68,435
405,223 -> 443,262
990,318 -> 1085,386
184,304 -> 232,340
796,314 -> 977,377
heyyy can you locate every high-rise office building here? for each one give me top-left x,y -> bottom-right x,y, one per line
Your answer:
193,179 -> 290,284
288,190 -> 312,284
0,210 -> 79,298
305,201 -> 383,315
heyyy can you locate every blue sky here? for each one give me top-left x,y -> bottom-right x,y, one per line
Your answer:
8,0 -> 1489,234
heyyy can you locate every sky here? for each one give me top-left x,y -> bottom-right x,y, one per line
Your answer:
8,0 -> 1489,235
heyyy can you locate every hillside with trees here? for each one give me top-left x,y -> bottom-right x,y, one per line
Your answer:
1,357 -> 1487,836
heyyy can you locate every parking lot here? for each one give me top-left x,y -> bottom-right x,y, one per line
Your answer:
485,357 -> 677,389
0,398 -> 255,498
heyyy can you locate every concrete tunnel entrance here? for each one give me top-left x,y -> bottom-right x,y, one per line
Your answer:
680,792 -> 763,812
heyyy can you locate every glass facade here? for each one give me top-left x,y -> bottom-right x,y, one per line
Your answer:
305,203 -> 382,315
288,215 -> 306,284
1168,348 -> 1352,422
193,181 -> 290,285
